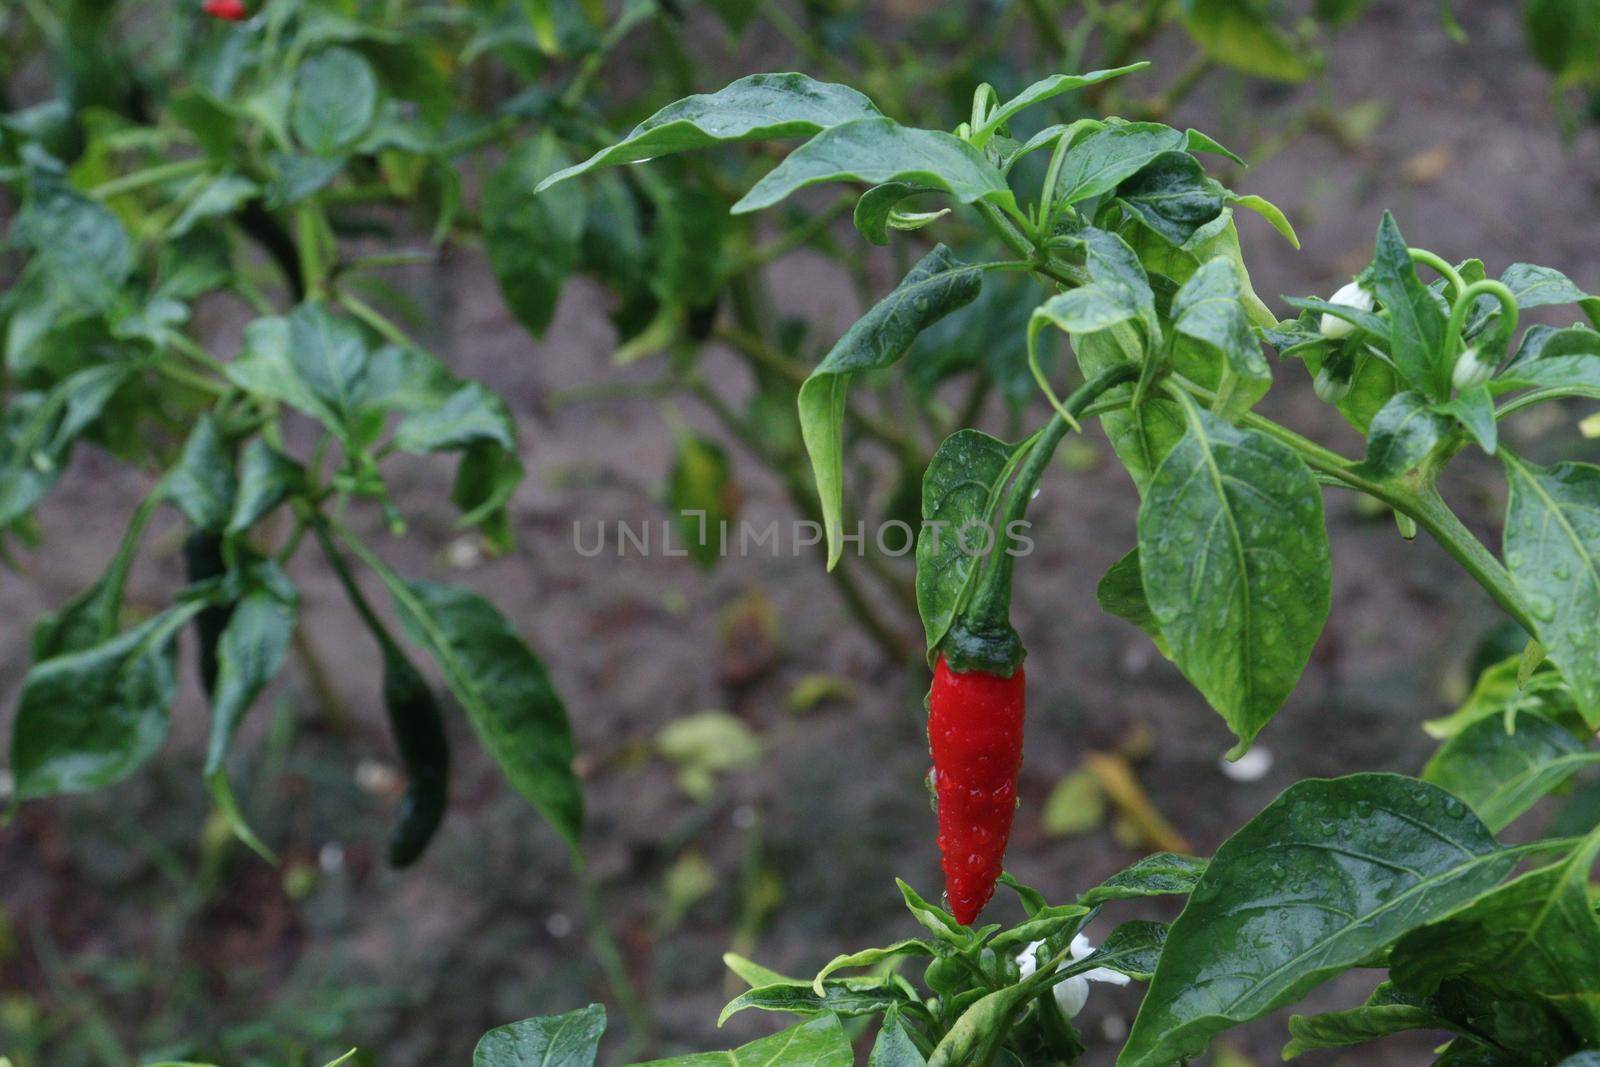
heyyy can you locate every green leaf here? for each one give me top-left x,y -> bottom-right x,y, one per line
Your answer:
868,1005 -> 927,1067
1424,655 -> 1577,739
1178,0 -> 1315,82
724,954 -> 803,989
1355,391 -> 1454,478
1524,0 -> 1600,84
1078,920 -> 1167,982
632,1015 -> 854,1067
1501,455 -> 1600,727
32,497 -> 154,661
1371,212 -> 1450,398
1095,548 -> 1167,652
1228,193 -> 1300,248
812,940 -> 937,993
718,979 -> 909,1026
535,73 -> 882,191
1434,386 -> 1496,455
987,904 -> 1092,952
472,1004 -> 606,1067
17,180 -> 133,307
1300,340 -> 1400,434
853,182 -> 936,246
358,555 -> 582,850
203,564 -> 298,778
916,429 -> 1028,654
1422,710 -> 1599,831
165,415 -> 237,531
1079,852 -> 1208,907
227,439 -> 305,538
1282,296 -> 1388,339
1137,401 -> 1330,750
0,364 -> 131,527
1284,988 -> 1449,1059
12,603 -> 205,798
897,878 -> 971,945
927,981 -> 1037,1067
976,64 -> 1149,139
733,119 -> 1015,215
1115,152 -> 1225,246
1389,827 -> 1600,1043
1118,774 -> 1515,1067
1171,256 -> 1271,417
486,133 -> 587,339
1501,263 -> 1600,326
1053,123 -> 1187,206
292,47 -> 379,155
393,381 -> 517,455
800,245 -> 984,569
667,432 -> 735,569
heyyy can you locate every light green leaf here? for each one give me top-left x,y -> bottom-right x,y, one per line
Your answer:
536,74 -> 882,191
1171,256 -> 1271,417
227,439 -> 304,538
473,1004 -> 606,1067
718,979 -> 909,1027
800,245 -> 983,569
868,1005 -> 927,1067
1095,548 -> 1168,653
632,1014 -> 854,1067
291,47 -> 378,155
812,940 -> 937,993
734,119 -> 1015,215
1053,123 -> 1187,206
1079,852 -> 1207,907
976,64 -> 1149,139
1137,401 -> 1330,750
1118,774 -> 1514,1067
1501,455 -> 1600,726
1178,0 -> 1315,82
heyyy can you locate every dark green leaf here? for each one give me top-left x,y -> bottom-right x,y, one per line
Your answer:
12,603 -> 205,798
632,1015 -> 854,1067
165,415 -> 237,531
1500,262 -> 1600,327
928,980 -> 1037,1067
1079,852 -> 1208,907
1075,920 -> 1167,982
1434,386 -> 1496,455
292,47 -> 379,155
854,182 -> 936,246
1137,402 -> 1330,750
800,245 -> 984,569
0,363 -> 131,526
1171,255 -> 1270,417
1115,152 -> 1225,246
17,181 -> 132,307
1355,391 -> 1454,478
1423,711 -> 1598,831
486,133 -> 587,339
472,1004 -> 606,1067
988,904 -> 1091,952
1118,774 -> 1514,1067
733,118 -> 1015,215
203,563 -> 298,777
536,74 -> 882,191
719,979 -> 909,1026
32,499 -> 153,660
1524,0 -> 1600,84
1501,455 -> 1600,727
1371,212 -> 1450,397
916,429 -> 1025,655
228,439 -> 305,538
1285,994 -> 1449,1059
1389,827 -> 1600,1044
362,558 -> 581,850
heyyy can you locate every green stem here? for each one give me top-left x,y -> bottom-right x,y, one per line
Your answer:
1446,279 -> 1519,357
91,157 -> 209,200
1407,248 -> 1465,299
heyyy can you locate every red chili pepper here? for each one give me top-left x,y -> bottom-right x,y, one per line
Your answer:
202,0 -> 248,20
928,654 -> 1026,925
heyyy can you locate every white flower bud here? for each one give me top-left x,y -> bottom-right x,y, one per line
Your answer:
1313,364 -> 1352,403
1319,281 -> 1375,339
1451,345 -> 1494,391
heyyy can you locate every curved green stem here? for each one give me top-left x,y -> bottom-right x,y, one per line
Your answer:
1446,279 -> 1519,357
1407,248 -> 1465,299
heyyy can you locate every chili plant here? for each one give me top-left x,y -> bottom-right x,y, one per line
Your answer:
495,60 -> 1600,1065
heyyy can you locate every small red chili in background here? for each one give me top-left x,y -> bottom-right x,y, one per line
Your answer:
202,0 -> 248,20
928,653 -> 1026,925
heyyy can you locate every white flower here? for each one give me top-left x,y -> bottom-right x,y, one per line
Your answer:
1319,281 -> 1375,339
1014,934 -> 1130,1018
1451,345 -> 1494,391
